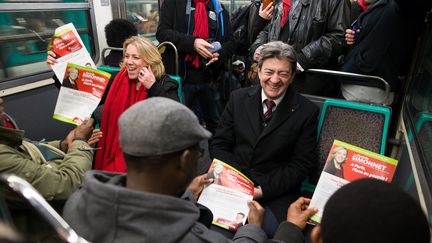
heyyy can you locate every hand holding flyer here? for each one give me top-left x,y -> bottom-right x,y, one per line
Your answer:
53,63 -> 110,125
197,159 -> 254,231
48,23 -> 96,82
309,140 -> 398,224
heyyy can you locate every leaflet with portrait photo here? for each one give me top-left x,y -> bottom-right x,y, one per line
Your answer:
309,140 -> 398,224
53,63 -> 110,125
48,23 -> 96,82
197,159 -> 254,232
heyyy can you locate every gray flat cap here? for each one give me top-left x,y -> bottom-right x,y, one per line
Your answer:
119,97 -> 211,156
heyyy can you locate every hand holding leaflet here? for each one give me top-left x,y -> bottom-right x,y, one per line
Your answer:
198,159 -> 254,231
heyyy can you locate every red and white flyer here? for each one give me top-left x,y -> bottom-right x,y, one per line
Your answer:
309,140 -> 399,224
197,159 -> 254,231
48,23 -> 96,82
53,63 -> 110,125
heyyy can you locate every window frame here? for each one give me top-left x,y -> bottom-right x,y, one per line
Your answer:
0,1 -> 99,90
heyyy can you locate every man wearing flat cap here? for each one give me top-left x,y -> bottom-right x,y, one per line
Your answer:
63,97 -> 275,243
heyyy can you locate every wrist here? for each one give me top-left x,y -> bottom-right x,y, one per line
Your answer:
60,139 -> 68,153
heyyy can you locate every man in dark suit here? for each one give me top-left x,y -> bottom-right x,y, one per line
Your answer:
210,41 -> 319,235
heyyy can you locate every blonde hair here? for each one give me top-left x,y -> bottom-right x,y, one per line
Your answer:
122,36 -> 165,79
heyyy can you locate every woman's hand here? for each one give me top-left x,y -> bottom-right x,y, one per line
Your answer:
206,52 -> 220,66
193,38 -> 213,59
138,66 -> 156,89
87,129 -> 103,146
46,50 -> 58,70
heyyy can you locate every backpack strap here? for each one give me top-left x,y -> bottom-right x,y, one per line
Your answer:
20,140 -> 66,168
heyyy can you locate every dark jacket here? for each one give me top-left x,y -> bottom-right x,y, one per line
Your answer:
63,171 -> 269,243
210,85 -> 319,222
340,0 -> 430,92
251,0 -> 349,70
156,0 -> 237,82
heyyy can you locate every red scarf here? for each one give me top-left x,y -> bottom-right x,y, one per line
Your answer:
94,67 -> 148,172
358,0 -> 369,11
280,0 -> 291,28
185,0 -> 210,68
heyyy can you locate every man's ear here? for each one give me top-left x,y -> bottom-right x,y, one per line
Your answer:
179,149 -> 195,173
311,226 -> 323,243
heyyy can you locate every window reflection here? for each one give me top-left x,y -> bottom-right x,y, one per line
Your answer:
0,10 -> 93,82
406,27 -> 432,178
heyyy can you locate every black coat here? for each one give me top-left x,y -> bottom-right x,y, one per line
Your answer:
340,0 -> 430,92
156,0 -> 237,79
210,85 -> 319,221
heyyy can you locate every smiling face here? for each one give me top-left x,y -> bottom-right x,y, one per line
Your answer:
69,68 -> 79,82
123,43 -> 149,81
334,149 -> 348,164
258,58 -> 295,100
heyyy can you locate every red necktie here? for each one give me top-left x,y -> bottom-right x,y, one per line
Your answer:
280,0 -> 291,28
264,99 -> 276,121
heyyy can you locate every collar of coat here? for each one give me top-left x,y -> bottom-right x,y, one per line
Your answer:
0,126 -> 25,147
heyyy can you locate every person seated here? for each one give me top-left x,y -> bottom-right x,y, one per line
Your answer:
103,19 -> 138,67
275,178 -> 431,243
47,36 -> 179,173
0,97 -> 101,201
62,97 -> 317,243
210,41 -> 319,235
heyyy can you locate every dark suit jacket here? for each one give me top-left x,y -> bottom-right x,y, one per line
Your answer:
210,85 -> 319,221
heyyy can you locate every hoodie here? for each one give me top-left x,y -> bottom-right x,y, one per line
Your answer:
63,171 -> 268,243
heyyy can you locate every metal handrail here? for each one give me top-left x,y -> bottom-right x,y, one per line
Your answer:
305,68 -> 391,96
0,174 -> 90,243
157,41 -> 179,76
101,47 -> 123,66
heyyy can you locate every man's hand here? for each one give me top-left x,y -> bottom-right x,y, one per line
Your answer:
46,50 -> 58,70
345,29 -> 357,45
253,45 -> 264,62
87,129 -> 103,146
137,66 -> 156,89
253,186 -> 263,199
74,118 -> 94,140
286,197 -> 318,230
259,2 -> 274,20
247,200 -> 265,227
188,173 -> 214,199
194,38 -> 214,59
206,52 -> 220,66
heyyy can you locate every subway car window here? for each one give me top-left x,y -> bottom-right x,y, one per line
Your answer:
0,1 -> 96,85
125,0 -> 159,40
406,23 -> 432,184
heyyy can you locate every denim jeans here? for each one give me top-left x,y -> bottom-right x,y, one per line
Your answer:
184,83 -> 220,135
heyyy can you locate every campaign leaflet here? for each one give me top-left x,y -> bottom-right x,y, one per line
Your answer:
48,23 -> 96,82
197,159 -> 254,232
309,140 -> 398,224
53,63 -> 110,125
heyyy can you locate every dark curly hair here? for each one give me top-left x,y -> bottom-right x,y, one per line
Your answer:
104,19 -> 138,48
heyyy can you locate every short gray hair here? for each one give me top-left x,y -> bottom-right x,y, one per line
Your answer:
257,41 -> 297,71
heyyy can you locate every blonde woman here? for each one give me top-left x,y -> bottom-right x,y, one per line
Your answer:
324,146 -> 348,179
93,36 -> 179,172
47,36 -> 179,172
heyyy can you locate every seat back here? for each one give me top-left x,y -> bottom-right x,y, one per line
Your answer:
316,99 -> 391,177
